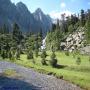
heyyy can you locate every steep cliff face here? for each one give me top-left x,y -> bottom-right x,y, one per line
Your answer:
0,0 -> 19,28
16,2 -> 41,33
33,8 -> 52,34
0,0 -> 52,34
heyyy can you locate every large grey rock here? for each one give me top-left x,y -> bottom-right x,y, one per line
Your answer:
60,27 -> 86,52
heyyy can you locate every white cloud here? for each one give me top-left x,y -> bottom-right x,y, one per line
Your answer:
49,10 -> 73,19
60,2 -> 66,8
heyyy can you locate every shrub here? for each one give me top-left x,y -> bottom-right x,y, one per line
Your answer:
73,53 -> 75,58
27,51 -> 33,59
41,50 -> 47,58
5,51 -> 8,58
41,58 -> 47,65
8,51 -> 12,60
76,57 -> 81,65
50,58 -> 57,67
51,52 -> 56,59
41,50 -> 47,65
1,50 -> 6,59
50,52 -> 57,67
32,59 -> 35,64
89,57 -> 90,62
35,49 -> 39,57
65,51 -> 69,56
15,51 -> 20,60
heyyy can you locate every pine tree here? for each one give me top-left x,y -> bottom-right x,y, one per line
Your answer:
1,50 -> 6,59
80,9 -> 85,26
85,9 -> 90,44
27,51 -> 33,59
35,49 -> 39,57
12,23 -> 23,44
41,50 -> 47,65
50,51 -> 57,67
76,57 -> 81,65
8,51 -> 12,60
86,20 -> 90,44
61,14 -> 68,33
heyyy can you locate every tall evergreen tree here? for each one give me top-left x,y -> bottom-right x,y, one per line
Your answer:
12,23 -> 23,44
71,14 -> 79,26
61,14 -> 68,33
0,24 -> 9,34
85,9 -> 90,44
80,9 -> 85,26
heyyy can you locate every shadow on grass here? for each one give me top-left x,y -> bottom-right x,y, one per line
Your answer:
55,64 -> 68,69
0,76 -> 41,90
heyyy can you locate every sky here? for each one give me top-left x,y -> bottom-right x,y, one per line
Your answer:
11,0 -> 90,19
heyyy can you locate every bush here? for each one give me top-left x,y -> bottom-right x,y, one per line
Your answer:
76,57 -> 81,65
51,52 -> 56,59
1,50 -> 6,59
27,51 -> 33,59
89,57 -> 90,62
8,51 -> 12,60
68,25 -> 74,33
41,58 -> 47,65
41,50 -> 47,65
50,58 -> 57,67
5,51 -> 8,58
73,53 -> 76,58
50,52 -> 57,67
41,50 -> 47,59
32,59 -> 35,64
15,51 -> 20,60
65,51 -> 69,56
35,49 -> 39,57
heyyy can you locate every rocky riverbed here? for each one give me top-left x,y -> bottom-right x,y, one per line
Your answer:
0,61 -> 83,90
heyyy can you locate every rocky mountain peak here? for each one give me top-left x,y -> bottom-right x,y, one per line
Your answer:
35,8 -> 43,14
16,2 -> 29,13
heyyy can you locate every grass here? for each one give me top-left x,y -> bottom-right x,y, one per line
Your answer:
2,69 -> 22,79
3,69 -> 17,77
0,51 -> 90,90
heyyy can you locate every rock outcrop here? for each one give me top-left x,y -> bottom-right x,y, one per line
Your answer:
60,27 -> 86,52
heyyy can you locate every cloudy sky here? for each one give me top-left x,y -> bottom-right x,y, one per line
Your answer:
11,0 -> 90,19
